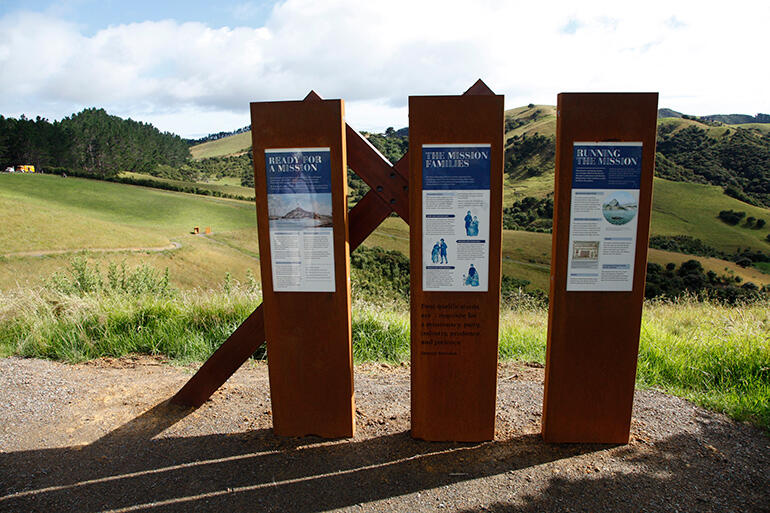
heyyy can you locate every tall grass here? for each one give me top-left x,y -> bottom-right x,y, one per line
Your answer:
0,288 -> 260,363
0,277 -> 767,430
638,297 -> 769,428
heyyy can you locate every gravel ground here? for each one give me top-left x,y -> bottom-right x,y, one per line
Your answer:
0,356 -> 768,513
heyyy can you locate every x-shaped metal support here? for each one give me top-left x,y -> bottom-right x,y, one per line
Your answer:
171,80 -> 494,406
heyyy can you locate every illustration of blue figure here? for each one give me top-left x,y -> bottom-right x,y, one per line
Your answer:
464,210 -> 473,235
431,241 -> 440,263
464,263 -> 480,287
439,238 -> 448,264
468,216 -> 479,236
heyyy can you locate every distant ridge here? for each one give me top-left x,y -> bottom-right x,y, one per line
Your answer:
658,108 -> 769,124
658,108 -> 683,119
703,113 -> 770,124
186,125 -> 251,146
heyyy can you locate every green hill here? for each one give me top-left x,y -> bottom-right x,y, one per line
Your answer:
650,178 -> 770,253
190,132 -> 252,160
504,105 -> 557,139
0,174 -> 260,290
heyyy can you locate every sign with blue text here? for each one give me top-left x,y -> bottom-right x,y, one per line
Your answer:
265,147 -> 335,292
566,142 -> 642,291
422,144 -> 491,292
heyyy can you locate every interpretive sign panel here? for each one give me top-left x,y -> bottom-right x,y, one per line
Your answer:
566,142 -> 642,292
542,93 -> 658,444
409,92 -> 504,442
251,97 -> 354,438
422,144 -> 491,292
266,148 -> 335,292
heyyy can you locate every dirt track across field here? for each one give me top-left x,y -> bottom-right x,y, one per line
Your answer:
0,357 -> 768,512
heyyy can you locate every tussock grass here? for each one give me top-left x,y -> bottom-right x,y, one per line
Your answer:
0,285 -> 767,430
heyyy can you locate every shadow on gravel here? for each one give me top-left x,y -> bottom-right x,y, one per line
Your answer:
0,404 -> 767,512
456,416 -> 770,513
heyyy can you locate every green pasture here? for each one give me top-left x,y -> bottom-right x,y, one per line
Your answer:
0,173 -> 256,239
650,178 -> 770,253
657,117 -> 731,137
0,173 -> 260,290
735,123 -> 770,134
506,172 -> 555,201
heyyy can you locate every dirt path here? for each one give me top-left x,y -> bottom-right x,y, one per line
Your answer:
2,241 -> 182,259
0,357 -> 767,512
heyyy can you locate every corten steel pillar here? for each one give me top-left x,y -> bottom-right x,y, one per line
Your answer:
409,92 -> 504,442
251,96 -> 354,438
542,92 -> 658,444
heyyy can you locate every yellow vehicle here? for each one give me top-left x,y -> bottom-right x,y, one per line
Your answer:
17,165 -> 35,173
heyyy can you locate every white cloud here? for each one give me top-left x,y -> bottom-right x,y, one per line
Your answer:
0,1 -> 768,136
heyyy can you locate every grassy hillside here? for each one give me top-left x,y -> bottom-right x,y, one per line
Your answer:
0,174 -> 259,290
6,108 -> 770,292
657,117 -> 731,137
0,174 -> 255,240
190,132 -> 252,159
504,105 -> 557,139
650,178 -> 770,253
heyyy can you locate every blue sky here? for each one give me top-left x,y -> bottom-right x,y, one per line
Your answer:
1,1 -> 768,138
1,0 -> 275,34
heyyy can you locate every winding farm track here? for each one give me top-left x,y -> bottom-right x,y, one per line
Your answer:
2,241 -> 182,259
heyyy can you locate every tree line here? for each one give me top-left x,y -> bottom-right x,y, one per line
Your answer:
0,109 -> 190,177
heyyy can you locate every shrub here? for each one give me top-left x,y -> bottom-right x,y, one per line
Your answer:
47,258 -> 174,297
718,209 -> 746,225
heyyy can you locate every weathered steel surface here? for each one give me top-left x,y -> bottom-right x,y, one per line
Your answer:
250,97 -> 354,437
542,92 -> 658,444
408,87 -> 504,442
171,85 -> 473,413
346,126 -> 410,224
172,158 -> 404,408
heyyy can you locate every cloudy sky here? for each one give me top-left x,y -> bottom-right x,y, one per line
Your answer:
1,0 -> 768,138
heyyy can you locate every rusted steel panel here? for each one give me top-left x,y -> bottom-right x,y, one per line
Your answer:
408,89 -> 504,442
251,97 -> 354,438
542,92 -> 658,444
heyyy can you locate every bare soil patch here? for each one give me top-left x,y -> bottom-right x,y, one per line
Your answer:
0,357 -> 767,512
